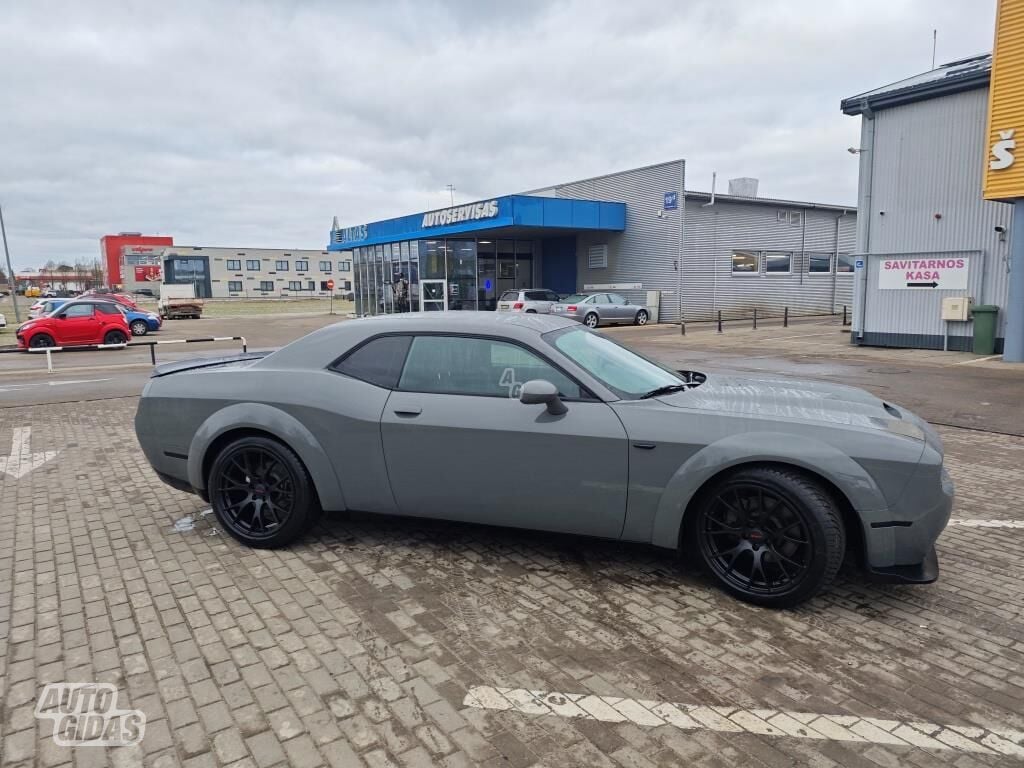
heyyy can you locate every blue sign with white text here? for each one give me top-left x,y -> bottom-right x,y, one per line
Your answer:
855,259 -> 865,270
663,191 -> 678,211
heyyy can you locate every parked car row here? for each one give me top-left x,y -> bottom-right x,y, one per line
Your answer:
15,295 -> 162,350
497,289 -> 650,327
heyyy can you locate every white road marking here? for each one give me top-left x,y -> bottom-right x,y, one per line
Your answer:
949,518 -> 1024,528
0,377 -> 112,392
463,686 -> 1024,756
0,427 -> 58,480
953,355 -> 1002,365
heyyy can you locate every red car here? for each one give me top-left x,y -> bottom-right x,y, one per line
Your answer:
16,300 -> 131,350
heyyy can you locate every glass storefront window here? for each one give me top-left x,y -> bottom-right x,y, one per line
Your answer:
477,240 -> 496,311
446,239 -> 477,311
515,241 -> 534,289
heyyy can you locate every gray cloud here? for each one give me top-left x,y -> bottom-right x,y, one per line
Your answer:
0,0 -> 996,268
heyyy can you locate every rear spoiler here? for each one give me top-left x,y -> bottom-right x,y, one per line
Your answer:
151,351 -> 270,378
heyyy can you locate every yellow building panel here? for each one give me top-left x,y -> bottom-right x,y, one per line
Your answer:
985,0 -> 1024,200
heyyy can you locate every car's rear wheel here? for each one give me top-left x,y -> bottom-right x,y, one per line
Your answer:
584,312 -> 599,328
208,436 -> 319,548
104,329 -> 128,345
634,309 -> 649,325
130,320 -> 148,336
688,466 -> 844,608
29,333 -> 55,349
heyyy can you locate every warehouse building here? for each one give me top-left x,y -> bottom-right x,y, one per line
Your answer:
329,159 -> 856,321
842,54 -> 1014,352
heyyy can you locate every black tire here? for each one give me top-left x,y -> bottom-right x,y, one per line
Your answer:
29,333 -> 55,349
634,309 -> 649,326
525,309 -> 537,314
104,329 -> 128,345
130,320 -> 148,336
208,436 -> 320,548
584,312 -> 599,328
686,465 -> 844,608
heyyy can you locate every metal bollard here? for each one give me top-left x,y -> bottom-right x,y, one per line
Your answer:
149,344 -> 156,365
843,305 -> 848,325
45,348 -> 53,374
753,308 -> 758,330
717,310 -> 723,333
784,306 -> 789,328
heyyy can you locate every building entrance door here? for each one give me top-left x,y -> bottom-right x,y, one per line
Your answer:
420,280 -> 448,311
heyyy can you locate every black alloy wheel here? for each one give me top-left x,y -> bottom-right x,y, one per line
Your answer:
209,436 -> 318,548
29,333 -> 55,348
104,329 -> 128,345
691,466 -> 844,607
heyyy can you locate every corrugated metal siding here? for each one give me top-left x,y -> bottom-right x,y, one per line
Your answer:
554,161 -> 685,322
681,199 -> 856,320
859,88 -> 1013,339
551,159 -> 857,322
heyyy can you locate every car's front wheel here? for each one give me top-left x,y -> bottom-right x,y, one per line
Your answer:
584,312 -> 599,328
208,436 -> 320,548
634,309 -> 649,325
28,333 -> 56,349
688,465 -> 844,608
130,320 -> 148,336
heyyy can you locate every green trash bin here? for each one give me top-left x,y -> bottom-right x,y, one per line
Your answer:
971,304 -> 999,355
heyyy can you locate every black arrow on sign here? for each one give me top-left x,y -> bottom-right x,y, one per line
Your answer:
906,281 -> 939,288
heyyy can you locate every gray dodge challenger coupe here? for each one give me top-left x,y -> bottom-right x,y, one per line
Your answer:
135,312 -> 952,607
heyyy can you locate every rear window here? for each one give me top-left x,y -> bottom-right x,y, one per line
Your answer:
498,291 -> 520,301
331,335 -> 411,389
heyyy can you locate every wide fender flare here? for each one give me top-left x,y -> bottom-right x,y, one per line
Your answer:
187,402 -> 346,510
649,431 -> 886,549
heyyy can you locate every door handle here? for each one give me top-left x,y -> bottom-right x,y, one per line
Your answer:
393,407 -> 422,417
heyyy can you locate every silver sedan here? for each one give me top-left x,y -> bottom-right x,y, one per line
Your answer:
552,293 -> 649,328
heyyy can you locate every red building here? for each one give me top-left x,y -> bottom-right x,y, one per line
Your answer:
99,232 -> 173,287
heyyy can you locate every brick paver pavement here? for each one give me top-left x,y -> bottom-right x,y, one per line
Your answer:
1,398 -> 1023,767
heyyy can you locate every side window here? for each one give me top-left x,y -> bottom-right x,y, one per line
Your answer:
96,303 -> 120,315
331,336 -> 411,389
64,304 -> 94,318
592,294 -> 610,305
546,291 -> 561,302
607,294 -> 626,304
398,336 -> 583,399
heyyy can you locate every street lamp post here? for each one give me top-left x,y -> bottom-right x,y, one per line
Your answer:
0,203 -> 20,323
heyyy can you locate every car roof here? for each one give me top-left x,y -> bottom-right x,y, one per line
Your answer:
262,311 -> 578,369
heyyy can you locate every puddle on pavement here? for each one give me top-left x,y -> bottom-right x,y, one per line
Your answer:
172,509 -> 215,533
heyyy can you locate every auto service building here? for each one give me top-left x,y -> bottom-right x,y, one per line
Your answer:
329,159 -> 857,322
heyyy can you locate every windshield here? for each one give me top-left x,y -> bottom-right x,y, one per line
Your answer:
545,326 -> 683,398
561,294 -> 589,304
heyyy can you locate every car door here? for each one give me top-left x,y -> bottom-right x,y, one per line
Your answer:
606,293 -> 631,322
380,334 -> 629,538
58,303 -> 98,343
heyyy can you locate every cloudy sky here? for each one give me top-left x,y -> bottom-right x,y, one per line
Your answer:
1,0 -> 996,268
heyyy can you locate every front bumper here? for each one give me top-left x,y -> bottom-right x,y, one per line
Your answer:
861,465 -> 953,582
865,545 -> 939,584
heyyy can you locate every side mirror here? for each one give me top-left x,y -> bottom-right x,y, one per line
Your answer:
57,313 -> 67,320
623,299 -> 630,305
520,379 -> 568,416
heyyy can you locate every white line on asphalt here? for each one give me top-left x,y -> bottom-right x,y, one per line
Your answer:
949,518 -> 1024,528
463,686 -> 1024,757
755,332 -> 842,342
953,355 -> 1002,365
0,378 -> 112,392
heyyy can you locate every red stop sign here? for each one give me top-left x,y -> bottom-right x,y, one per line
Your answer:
326,279 -> 335,290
